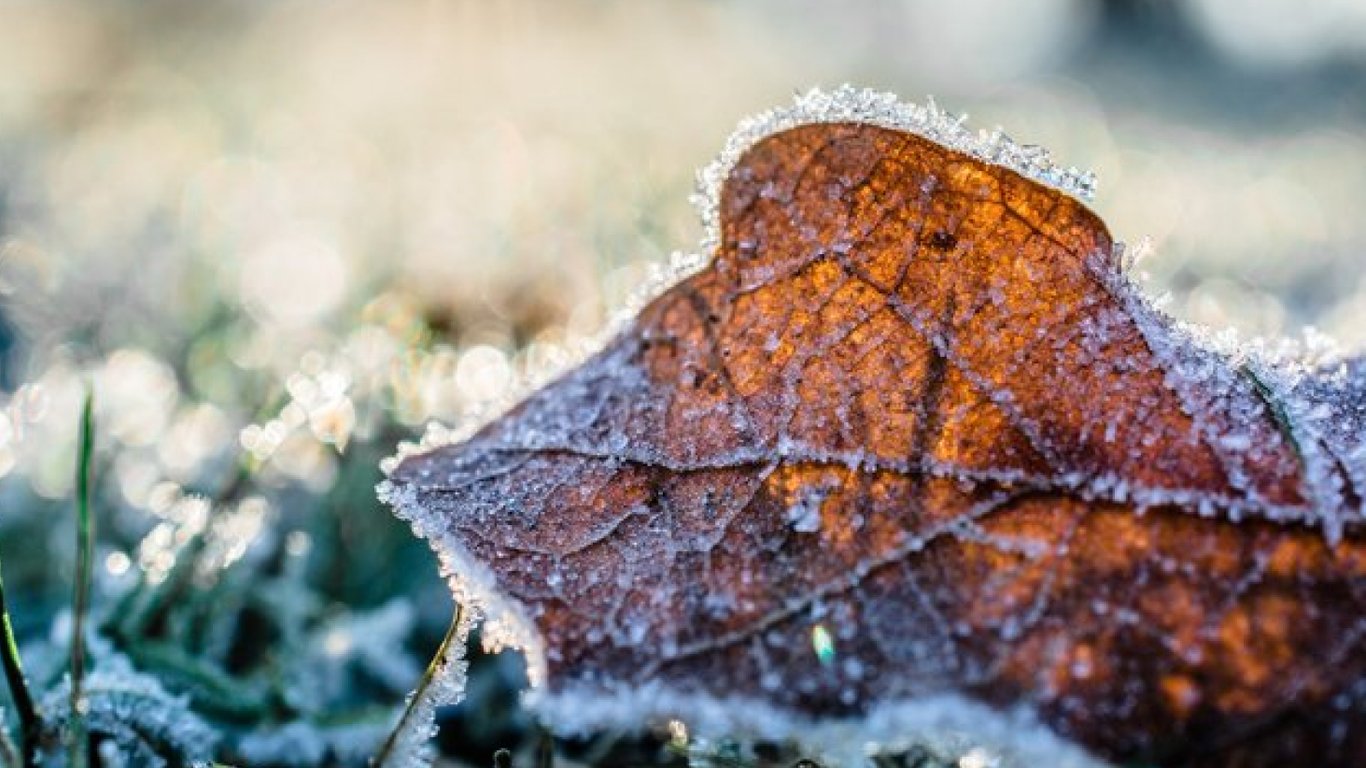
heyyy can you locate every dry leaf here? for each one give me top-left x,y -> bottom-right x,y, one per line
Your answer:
383,89 -> 1365,767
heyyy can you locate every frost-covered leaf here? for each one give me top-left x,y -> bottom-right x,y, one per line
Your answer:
382,88 -> 1365,767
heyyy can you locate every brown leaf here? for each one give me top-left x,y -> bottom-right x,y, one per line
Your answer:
384,93 -> 1365,766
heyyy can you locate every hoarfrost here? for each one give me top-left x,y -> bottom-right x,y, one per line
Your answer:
38,655 -> 218,767
367,588 -> 473,768
693,86 -> 1098,256
1096,255 -> 1366,541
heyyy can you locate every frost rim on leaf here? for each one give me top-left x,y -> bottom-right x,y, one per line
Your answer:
693,85 -> 1098,257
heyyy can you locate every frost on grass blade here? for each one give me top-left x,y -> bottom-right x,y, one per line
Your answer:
367,583 -> 473,768
372,650 -> 468,768
38,657 -> 218,767
382,88 -> 1365,767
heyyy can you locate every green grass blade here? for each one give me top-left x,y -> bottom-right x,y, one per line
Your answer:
0,554 -> 37,766
69,388 -> 95,768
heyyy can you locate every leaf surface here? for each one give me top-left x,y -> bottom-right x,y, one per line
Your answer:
386,106 -> 1365,767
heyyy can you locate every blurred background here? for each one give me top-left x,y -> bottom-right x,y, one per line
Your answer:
0,1 -> 1363,765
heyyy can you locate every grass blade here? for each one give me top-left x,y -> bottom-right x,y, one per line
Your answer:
371,602 -> 465,768
0,554 -> 37,766
69,389 -> 95,768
